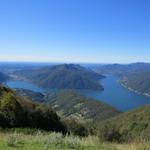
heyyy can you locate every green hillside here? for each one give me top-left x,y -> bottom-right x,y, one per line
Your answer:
99,105 -> 150,142
16,64 -> 105,90
0,85 -> 66,132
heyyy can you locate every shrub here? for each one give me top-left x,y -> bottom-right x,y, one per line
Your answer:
27,105 -> 67,132
0,92 -> 25,127
98,126 -> 122,142
63,118 -> 89,137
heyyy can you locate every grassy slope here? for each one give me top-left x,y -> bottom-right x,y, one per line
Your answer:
99,105 -> 150,141
0,130 -> 149,150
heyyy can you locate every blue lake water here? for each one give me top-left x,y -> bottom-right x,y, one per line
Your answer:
6,76 -> 150,112
79,76 -> 150,111
6,80 -> 47,93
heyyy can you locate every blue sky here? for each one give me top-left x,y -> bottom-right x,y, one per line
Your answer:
0,0 -> 150,63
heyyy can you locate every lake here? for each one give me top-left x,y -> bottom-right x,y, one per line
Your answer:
79,76 -> 150,111
6,76 -> 150,112
6,80 -> 47,93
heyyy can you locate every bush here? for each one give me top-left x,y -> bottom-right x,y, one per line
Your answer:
98,126 -> 122,142
0,92 -> 25,127
63,118 -> 89,137
27,105 -> 67,132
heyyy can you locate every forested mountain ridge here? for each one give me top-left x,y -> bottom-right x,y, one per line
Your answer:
15,64 -> 105,90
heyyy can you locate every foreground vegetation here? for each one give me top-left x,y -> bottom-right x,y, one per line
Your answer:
0,86 -> 66,132
98,105 -> 150,143
0,129 -> 149,150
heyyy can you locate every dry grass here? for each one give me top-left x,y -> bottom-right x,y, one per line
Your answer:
0,131 -> 149,150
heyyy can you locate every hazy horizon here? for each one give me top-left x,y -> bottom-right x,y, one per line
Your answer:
0,61 -> 149,65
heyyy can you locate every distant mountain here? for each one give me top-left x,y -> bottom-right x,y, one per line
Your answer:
16,64 -> 105,90
45,90 -> 120,122
94,62 -> 150,76
0,85 -> 66,132
99,105 -> 150,142
120,69 -> 150,97
94,63 -> 150,97
0,72 -> 9,83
